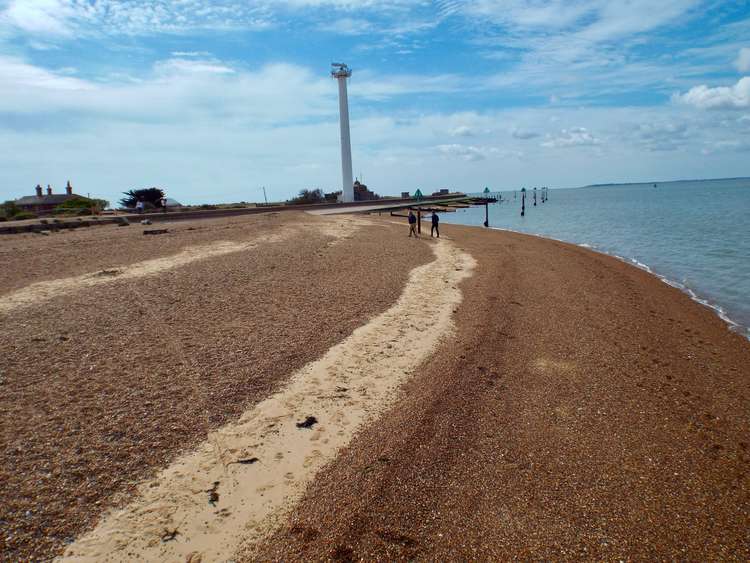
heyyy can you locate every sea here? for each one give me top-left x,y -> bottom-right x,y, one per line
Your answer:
442,178 -> 750,340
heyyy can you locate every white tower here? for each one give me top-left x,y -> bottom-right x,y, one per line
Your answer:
331,63 -> 354,203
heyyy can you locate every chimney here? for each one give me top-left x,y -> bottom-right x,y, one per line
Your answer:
47,184 -> 52,196
66,180 -> 72,195
35,184 -> 42,197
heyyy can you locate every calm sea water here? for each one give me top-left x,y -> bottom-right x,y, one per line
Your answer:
442,178 -> 750,339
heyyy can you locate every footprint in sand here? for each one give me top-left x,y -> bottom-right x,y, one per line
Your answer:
303,450 -> 323,468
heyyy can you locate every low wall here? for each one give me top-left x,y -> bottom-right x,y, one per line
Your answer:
0,194 -> 466,235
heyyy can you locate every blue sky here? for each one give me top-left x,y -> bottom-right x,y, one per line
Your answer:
1,0 -> 749,205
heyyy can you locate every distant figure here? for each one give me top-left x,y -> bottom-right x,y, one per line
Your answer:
431,212 -> 439,238
408,210 -> 418,237
160,196 -> 167,213
135,200 -> 144,214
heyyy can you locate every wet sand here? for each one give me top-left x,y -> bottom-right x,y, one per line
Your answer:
2,216 -> 748,561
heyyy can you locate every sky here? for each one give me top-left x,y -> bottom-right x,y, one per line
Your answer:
0,0 -> 749,206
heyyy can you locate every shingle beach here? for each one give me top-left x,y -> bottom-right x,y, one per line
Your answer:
1,213 -> 748,561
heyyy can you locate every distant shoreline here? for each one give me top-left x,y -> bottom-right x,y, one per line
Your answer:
581,176 -> 750,188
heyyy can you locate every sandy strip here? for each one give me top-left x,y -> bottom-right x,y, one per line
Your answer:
58,238 -> 475,563
0,235 -> 280,314
0,217 -> 368,315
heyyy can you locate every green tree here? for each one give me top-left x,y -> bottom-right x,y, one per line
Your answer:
289,189 -> 324,205
119,188 -> 165,208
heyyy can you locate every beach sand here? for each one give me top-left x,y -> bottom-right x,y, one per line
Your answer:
0,213 -> 432,561
1,214 -> 748,561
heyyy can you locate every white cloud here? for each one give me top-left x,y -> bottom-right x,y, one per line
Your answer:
512,128 -> 539,139
466,0 -> 699,38
0,55 -> 333,123
0,55 -> 93,92
171,51 -> 212,58
623,121 -> 689,151
701,139 -> 750,155
467,0 -> 595,29
0,0 -> 427,39
541,127 -> 601,148
352,70 -> 462,99
3,0 -> 74,36
319,17 -> 373,35
154,58 -> 236,75
437,143 -> 488,161
468,0 -> 710,103
674,77 -> 750,110
0,0 -> 274,37
435,143 -> 521,162
735,48 -> 750,73
450,125 -> 475,137
1,1 -> 749,204
1,99 -> 747,206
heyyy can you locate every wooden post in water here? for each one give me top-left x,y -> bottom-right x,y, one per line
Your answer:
417,208 -> 421,234
533,187 -> 537,206
483,186 -> 490,227
521,187 -> 526,216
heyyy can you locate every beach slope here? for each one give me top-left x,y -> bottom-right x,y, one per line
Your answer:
255,222 -> 750,561
1,216 -> 748,561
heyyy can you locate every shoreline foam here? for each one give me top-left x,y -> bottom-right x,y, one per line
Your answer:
484,225 -> 749,340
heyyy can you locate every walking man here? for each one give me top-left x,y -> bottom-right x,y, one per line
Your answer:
431,212 -> 440,238
408,210 -> 418,237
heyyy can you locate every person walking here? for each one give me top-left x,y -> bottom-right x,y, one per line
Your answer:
431,211 -> 440,238
160,196 -> 168,213
408,210 -> 418,237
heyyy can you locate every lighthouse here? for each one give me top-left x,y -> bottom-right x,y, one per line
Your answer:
331,63 -> 354,203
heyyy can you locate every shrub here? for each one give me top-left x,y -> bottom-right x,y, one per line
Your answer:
12,211 -> 37,220
2,200 -> 20,218
289,188 -> 324,205
55,197 -> 108,214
